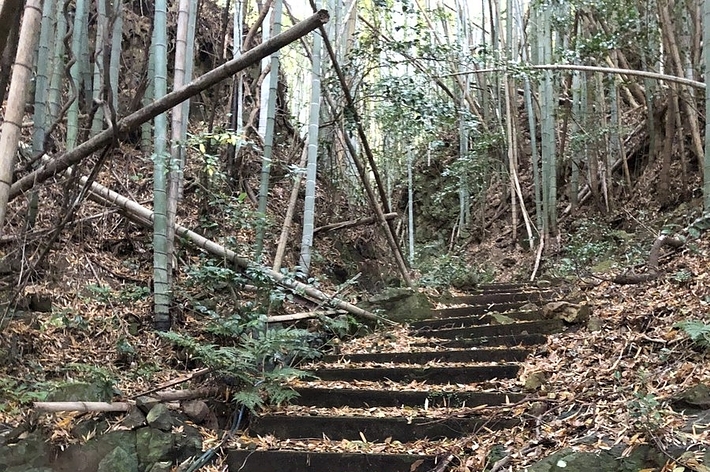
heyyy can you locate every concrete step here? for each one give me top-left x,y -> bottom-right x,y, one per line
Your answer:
226,450 -> 439,472
320,347 -> 531,365
249,414 -> 518,442
429,300 -> 539,317
448,290 -> 556,305
413,333 -> 549,349
291,386 -> 525,408
226,283 -> 564,471
414,319 -> 564,339
410,311 -> 542,330
308,364 -> 520,383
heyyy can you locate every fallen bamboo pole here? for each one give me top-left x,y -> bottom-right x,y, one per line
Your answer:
34,402 -> 131,413
266,309 -> 346,323
314,212 -> 398,234
63,166 -> 393,325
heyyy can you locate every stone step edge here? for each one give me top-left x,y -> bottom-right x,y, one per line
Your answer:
318,347 -> 531,364
226,449 -> 440,472
248,413 -> 519,442
289,386 -> 525,407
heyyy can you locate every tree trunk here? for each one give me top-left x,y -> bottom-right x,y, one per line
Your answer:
0,0 -> 43,233
255,0 -> 283,260
704,0 -> 710,210
272,145 -> 308,272
0,0 -> 23,66
659,88 -> 677,204
298,15 -> 322,276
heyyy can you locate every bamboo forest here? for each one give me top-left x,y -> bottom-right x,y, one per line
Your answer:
1,0 -> 710,471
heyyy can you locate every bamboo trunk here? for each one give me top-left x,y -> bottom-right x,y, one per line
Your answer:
8,10 -> 331,201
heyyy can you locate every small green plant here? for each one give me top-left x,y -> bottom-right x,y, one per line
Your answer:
320,314 -> 362,339
64,363 -> 117,396
675,320 -> 710,350
44,310 -> 89,332
130,361 -> 161,382
687,213 -> 710,239
160,326 -> 321,412
186,261 -> 247,288
81,283 -> 150,306
84,284 -> 113,304
670,269 -> 693,284
0,377 -> 51,412
627,391 -> 664,431
117,284 -> 151,303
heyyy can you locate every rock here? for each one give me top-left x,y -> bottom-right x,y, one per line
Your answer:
174,424 -> 202,463
121,407 -> 147,429
524,445 -> 663,471
363,288 -> 432,322
147,461 -> 172,472
97,446 -> 139,472
0,432 -> 52,470
519,302 -> 540,311
543,301 -> 591,324
71,418 -> 101,440
671,383 -> 710,411
491,314 -> 515,325
53,430 -> 137,472
183,400 -> 209,424
523,371 -> 548,392
528,401 -> 548,416
136,427 -> 175,466
146,404 -> 173,431
136,396 -> 160,413
47,381 -> 112,402
587,316 -> 604,332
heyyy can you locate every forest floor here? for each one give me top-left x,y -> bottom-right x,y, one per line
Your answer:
1,140 -> 709,470
2,211 -> 710,471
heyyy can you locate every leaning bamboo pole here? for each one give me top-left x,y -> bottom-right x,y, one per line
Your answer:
60,163 -> 393,325
8,10 -> 331,202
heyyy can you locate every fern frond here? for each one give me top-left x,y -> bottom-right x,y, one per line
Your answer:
263,366 -> 315,381
675,320 -> 710,347
232,389 -> 264,411
261,383 -> 300,406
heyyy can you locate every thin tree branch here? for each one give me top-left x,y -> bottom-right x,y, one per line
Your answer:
443,63 -> 705,89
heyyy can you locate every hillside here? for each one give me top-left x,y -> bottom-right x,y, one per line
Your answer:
2,0 -> 710,470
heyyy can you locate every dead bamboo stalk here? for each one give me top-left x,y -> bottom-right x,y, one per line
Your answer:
315,17 -> 412,287
314,212 -> 398,234
443,64 -> 705,89
34,402 -> 131,413
272,144 -> 308,272
266,310 -> 345,323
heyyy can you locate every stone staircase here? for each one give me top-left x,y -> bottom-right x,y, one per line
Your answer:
226,283 -> 567,471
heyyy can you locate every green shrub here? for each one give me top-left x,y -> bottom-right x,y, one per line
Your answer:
416,249 -> 492,289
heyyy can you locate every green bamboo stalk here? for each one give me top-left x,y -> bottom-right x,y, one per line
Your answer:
255,0 -> 283,260
153,0 -> 171,331
298,17 -> 322,276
